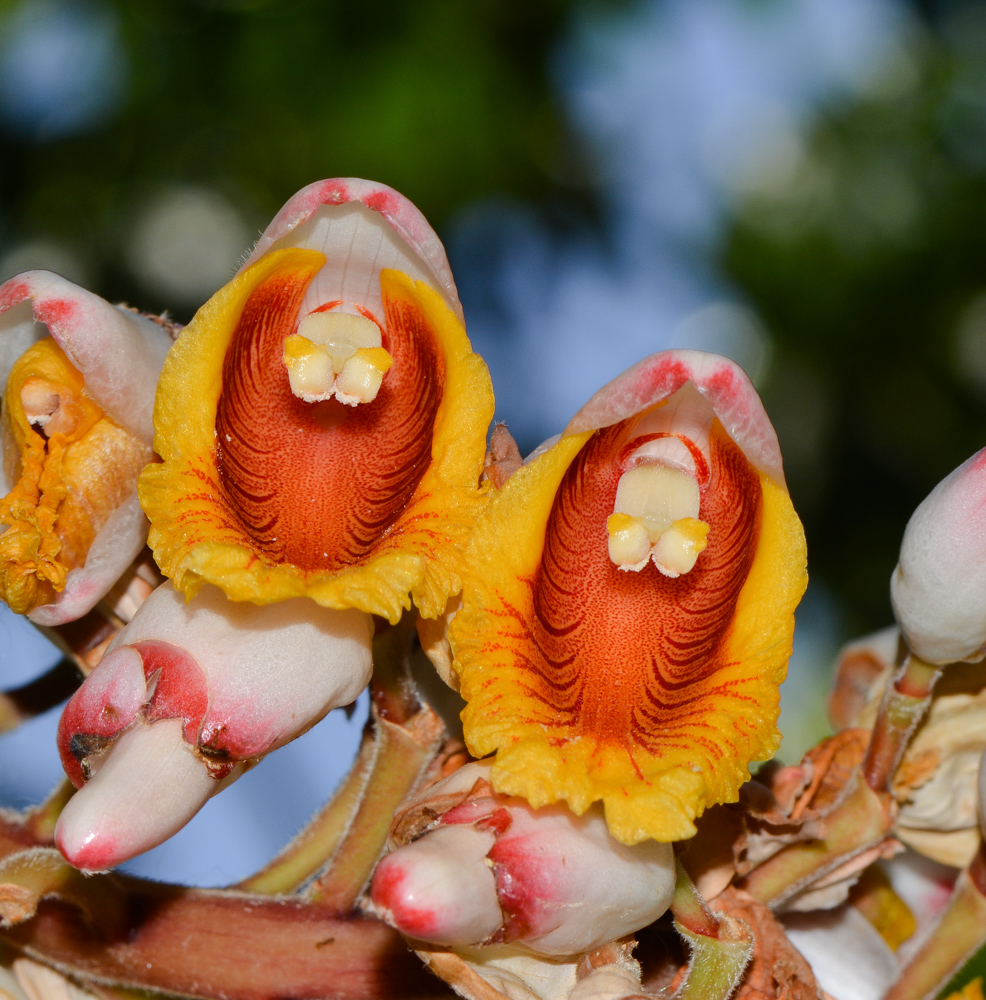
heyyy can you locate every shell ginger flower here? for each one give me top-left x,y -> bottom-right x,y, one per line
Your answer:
0,271 -> 172,624
450,350 -> 807,844
138,179 -> 493,624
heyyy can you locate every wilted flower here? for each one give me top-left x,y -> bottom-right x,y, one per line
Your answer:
370,760 -> 676,955
139,178 -> 494,624
0,272 -> 172,623
450,351 -> 807,844
891,447 -> 986,665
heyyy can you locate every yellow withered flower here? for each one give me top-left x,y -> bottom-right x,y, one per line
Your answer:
140,179 -> 494,623
450,350 -> 807,844
0,272 -> 171,624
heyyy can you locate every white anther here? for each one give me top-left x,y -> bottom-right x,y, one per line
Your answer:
284,342 -> 335,402
652,520 -> 708,578
285,310 -> 391,406
334,350 -> 389,405
615,464 -> 700,535
608,463 -> 708,575
297,311 -> 381,365
606,515 -> 651,570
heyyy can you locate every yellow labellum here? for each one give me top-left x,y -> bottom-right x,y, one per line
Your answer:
140,247 -> 493,622
0,338 -> 151,615
451,420 -> 807,844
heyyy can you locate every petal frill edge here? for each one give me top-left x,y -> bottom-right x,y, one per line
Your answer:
451,436 -> 807,844
139,250 -> 493,623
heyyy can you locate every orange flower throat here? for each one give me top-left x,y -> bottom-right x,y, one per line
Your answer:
213,267 -> 446,573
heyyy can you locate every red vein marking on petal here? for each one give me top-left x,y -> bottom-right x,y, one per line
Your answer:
501,421 -> 762,763
214,265 -> 445,572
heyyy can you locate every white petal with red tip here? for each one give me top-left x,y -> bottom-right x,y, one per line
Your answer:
55,718 -> 225,871
241,178 -> 462,321
0,270 -> 172,445
564,349 -> 785,487
110,584 -> 374,757
371,825 -> 501,946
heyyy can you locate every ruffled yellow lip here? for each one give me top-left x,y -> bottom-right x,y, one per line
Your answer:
140,247 -> 493,623
1,337 -> 150,614
450,413 -> 807,844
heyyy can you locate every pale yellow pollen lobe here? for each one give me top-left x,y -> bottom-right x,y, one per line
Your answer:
283,310 -> 393,406
607,463 -> 709,576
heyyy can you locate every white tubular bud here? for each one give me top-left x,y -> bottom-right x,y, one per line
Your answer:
372,761 -> 676,957
891,448 -> 986,664
371,825 -> 502,946
55,718 -> 225,872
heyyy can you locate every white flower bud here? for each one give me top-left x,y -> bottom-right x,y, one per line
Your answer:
891,448 -> 986,664
55,583 -> 373,870
371,761 -> 675,957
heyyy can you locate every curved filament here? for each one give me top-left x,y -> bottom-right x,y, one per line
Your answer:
214,265 -> 446,573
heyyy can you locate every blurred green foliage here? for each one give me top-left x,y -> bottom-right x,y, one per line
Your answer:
0,0 -> 582,315
723,6 -> 986,635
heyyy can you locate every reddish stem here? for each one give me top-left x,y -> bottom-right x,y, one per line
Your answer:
862,653 -> 940,792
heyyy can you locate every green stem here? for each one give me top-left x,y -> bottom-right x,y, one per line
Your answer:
235,730 -> 376,895
884,842 -> 986,1000
671,860 -> 752,1000
22,779 -> 75,844
306,712 -> 443,911
863,653 -> 940,793
306,619 -> 445,912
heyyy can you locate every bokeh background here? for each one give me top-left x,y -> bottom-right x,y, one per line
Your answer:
1,0 -> 982,884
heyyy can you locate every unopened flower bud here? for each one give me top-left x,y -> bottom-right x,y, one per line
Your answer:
371,761 -> 675,957
55,583 -> 373,869
891,448 -> 986,664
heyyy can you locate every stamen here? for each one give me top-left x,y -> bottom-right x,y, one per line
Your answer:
283,310 -> 393,406
607,463 -> 709,576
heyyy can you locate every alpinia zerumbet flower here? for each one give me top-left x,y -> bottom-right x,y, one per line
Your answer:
891,446 -> 986,665
370,760 -> 676,956
450,350 -> 807,844
54,582 -> 372,870
0,271 -> 172,623
138,178 -> 494,624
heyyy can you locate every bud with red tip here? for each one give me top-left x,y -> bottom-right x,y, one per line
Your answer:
55,583 -> 373,870
370,761 -> 675,957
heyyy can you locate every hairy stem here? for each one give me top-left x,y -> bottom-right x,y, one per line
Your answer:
235,730 -> 376,895
671,858 -> 753,1000
884,842 -> 986,1000
863,653 -> 940,793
